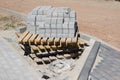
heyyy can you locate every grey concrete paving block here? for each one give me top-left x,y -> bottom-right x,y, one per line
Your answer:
52,11 -> 58,17
91,70 -> 103,79
36,15 -> 42,21
51,18 -> 57,24
28,22 -> 35,26
55,7 -> 63,12
57,34 -> 63,38
36,22 -> 45,28
90,75 -> 99,80
62,34 -> 69,38
70,11 -> 76,18
57,18 -> 63,24
43,6 -> 52,14
51,28 -> 57,33
45,17 -> 51,24
38,6 -> 46,15
68,34 -> 74,38
0,38 -> 38,80
51,24 -> 56,28
27,6 -> 79,38
27,15 -> 36,22
31,9 -> 38,15
45,23 -> 50,28
78,41 -> 101,80
63,22 -> 69,29
46,12 -> 52,17
45,28 -> 51,33
57,24 -> 62,29
36,22 -> 40,26
29,30 -> 35,34
37,28 -> 45,34
47,7 -> 56,17
57,29 -> 62,34
69,22 -> 75,29
45,33 -> 51,37
70,17 -> 76,22
64,18 -> 70,22
39,33 -> 45,37
41,15 -> 46,22
27,27 -> 35,32
69,29 -> 75,34
65,7 -> 71,12
58,12 -> 63,17
63,12 -> 70,18
63,29 -> 69,34
51,34 -> 56,37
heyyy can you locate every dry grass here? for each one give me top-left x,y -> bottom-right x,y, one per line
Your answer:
0,12 -> 26,30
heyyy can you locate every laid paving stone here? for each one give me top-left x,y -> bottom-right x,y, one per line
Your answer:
90,44 -> 120,80
90,75 -> 99,80
0,37 -> 38,80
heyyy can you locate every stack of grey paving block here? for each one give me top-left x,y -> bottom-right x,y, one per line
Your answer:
27,6 -> 78,38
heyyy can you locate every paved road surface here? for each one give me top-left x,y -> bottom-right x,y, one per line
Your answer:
90,44 -> 120,80
0,37 -> 38,80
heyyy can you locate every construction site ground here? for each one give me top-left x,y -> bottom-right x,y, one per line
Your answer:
0,0 -> 120,80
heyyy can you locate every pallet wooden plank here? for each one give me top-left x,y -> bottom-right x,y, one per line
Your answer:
48,38 -> 54,45
54,38 -> 60,46
66,38 -> 72,46
22,33 -> 32,43
31,45 -> 39,51
60,38 -> 66,47
78,38 -> 89,45
29,34 -> 38,43
18,31 -> 29,42
41,38 -> 48,45
34,36 -> 41,44
49,56 -> 57,61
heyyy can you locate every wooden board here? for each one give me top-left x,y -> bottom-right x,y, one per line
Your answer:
29,34 -> 38,43
22,33 -> 32,43
18,31 -> 29,42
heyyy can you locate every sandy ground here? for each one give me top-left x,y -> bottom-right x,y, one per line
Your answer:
0,0 -> 120,49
